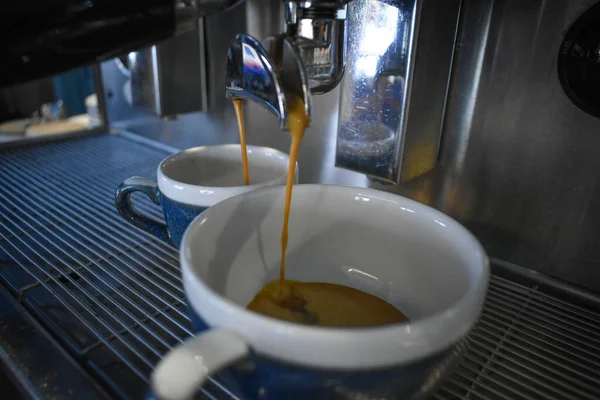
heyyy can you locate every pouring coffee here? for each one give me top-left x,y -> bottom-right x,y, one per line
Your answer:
227,35 -> 408,327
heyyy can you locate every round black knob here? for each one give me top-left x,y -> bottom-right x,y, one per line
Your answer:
558,2 -> 600,118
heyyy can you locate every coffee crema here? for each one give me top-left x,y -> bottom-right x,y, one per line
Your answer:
247,280 -> 409,327
232,96 -> 408,327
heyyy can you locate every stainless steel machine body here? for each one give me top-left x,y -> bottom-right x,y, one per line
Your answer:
124,20 -> 208,118
421,0 -> 600,292
336,0 -> 459,183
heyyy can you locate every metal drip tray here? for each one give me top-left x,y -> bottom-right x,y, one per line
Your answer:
0,133 -> 599,399
436,271 -> 600,400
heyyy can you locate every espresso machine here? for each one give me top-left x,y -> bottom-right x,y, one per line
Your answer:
1,0 -> 600,399
224,0 -> 459,185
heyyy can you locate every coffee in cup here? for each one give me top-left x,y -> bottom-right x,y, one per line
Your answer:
234,96 -> 409,327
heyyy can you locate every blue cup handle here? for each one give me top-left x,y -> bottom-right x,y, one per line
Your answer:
115,177 -> 170,242
151,330 -> 249,400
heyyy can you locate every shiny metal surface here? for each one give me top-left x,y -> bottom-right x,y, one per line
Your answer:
246,0 -> 285,40
336,0 -> 460,184
225,33 -> 285,118
436,273 -> 600,400
262,35 -> 312,116
204,3 -> 249,111
431,0 -> 600,292
129,22 -> 207,118
226,0 -> 347,124
285,1 -> 348,94
129,49 -> 160,114
225,33 -> 311,129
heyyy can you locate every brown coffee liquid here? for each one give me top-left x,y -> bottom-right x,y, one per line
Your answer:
279,97 -> 308,281
233,99 -> 250,186
248,280 -> 409,327
243,97 -> 408,327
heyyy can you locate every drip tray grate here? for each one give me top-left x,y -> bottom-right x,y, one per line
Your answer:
435,276 -> 600,400
0,134 -> 599,399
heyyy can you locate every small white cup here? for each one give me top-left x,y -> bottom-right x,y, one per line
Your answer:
115,144 -> 295,246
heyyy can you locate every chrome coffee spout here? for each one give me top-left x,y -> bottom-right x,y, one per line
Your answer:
225,33 -> 311,130
225,0 -> 346,130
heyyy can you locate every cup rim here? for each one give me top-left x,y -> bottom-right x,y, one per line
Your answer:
157,144 -> 293,206
181,184 -> 490,369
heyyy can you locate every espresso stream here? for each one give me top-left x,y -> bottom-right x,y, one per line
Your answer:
232,98 -> 408,327
233,99 -> 250,185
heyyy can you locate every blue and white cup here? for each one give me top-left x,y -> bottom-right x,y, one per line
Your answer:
151,185 -> 490,400
115,145 -> 294,247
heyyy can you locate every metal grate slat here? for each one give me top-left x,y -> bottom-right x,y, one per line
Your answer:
0,199 -> 175,355
0,160 -> 187,306
0,135 -> 212,399
0,184 -> 188,330
434,276 -> 600,400
0,134 -> 599,400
